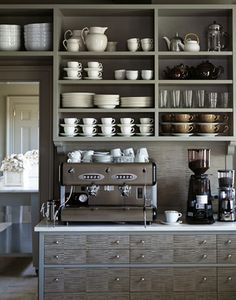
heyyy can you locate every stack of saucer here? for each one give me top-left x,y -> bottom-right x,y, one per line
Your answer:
94,94 -> 119,109
0,24 -> 21,51
84,61 -> 103,80
24,23 -> 52,51
136,117 -> 154,136
63,61 -> 82,80
60,123 -> 78,137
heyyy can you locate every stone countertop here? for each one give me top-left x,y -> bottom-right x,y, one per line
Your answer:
35,219 -> 236,232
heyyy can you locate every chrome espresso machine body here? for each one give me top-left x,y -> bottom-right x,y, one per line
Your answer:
59,162 -> 157,224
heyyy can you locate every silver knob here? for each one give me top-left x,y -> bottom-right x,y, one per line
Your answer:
115,240 -> 120,244
203,277 -> 207,281
55,255 -> 59,259
201,240 -> 207,244
228,276 -> 232,281
115,255 -> 120,259
140,240 -> 145,244
202,254 -> 207,259
140,277 -> 145,281
141,254 -> 145,258
54,278 -> 59,282
55,241 -> 59,245
115,277 -> 120,281
227,254 -> 232,259
227,240 -> 232,244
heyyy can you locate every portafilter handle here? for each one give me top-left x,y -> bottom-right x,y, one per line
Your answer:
119,184 -> 131,197
86,184 -> 100,196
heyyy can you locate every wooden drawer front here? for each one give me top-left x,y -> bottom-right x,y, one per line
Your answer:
218,293 -> 236,300
218,250 -> 236,263
218,267 -> 236,292
130,293 -> 174,300
174,235 -> 216,249
130,249 -> 173,264
44,234 -> 86,250
130,234 -> 173,249
45,249 -> 86,264
173,293 -> 217,300
44,235 -> 64,249
217,235 -> 236,249
45,293 -> 129,300
174,249 -> 216,264
86,235 -> 129,249
86,249 -> 129,264
45,294 -> 87,300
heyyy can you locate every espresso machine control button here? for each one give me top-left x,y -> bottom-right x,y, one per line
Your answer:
68,168 -> 75,174
78,194 -> 88,203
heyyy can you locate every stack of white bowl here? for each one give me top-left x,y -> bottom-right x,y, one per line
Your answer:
0,24 -> 21,51
61,92 -> 95,108
24,23 -> 52,51
94,94 -> 119,109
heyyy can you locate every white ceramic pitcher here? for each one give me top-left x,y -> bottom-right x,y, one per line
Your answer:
81,26 -> 108,52
63,29 -> 86,51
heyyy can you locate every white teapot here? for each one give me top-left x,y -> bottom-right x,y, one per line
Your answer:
183,33 -> 200,52
63,29 -> 86,51
81,26 -> 108,52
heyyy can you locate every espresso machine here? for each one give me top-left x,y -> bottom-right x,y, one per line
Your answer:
59,162 -> 157,225
218,169 -> 236,221
186,148 -> 215,224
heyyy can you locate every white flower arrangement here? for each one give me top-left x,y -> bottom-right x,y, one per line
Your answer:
24,149 -> 39,165
0,154 -> 26,173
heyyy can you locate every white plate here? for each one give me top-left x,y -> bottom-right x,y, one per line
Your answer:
160,220 -> 182,225
117,133 -> 135,137
63,77 -> 82,80
197,133 -> 218,136
98,133 -> 116,137
60,133 -> 78,137
84,77 -> 102,80
96,105 -> 117,109
78,133 -> 96,137
136,133 -> 153,136
172,133 -> 193,137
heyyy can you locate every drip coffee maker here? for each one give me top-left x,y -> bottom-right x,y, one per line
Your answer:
186,148 -> 215,224
218,169 -> 236,221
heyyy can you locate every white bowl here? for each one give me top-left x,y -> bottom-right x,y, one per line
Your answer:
0,44 -> 21,51
25,43 -> 51,51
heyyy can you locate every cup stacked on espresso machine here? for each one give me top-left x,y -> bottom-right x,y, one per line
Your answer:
218,169 -> 236,221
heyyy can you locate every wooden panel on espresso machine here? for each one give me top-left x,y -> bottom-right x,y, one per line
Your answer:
60,162 -> 156,186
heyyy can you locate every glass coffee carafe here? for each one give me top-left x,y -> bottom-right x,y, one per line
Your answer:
207,21 -> 229,51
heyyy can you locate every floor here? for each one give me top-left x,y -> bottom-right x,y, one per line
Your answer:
0,258 -> 38,300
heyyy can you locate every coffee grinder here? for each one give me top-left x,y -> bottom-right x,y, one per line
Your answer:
186,148 -> 215,224
218,169 -> 236,221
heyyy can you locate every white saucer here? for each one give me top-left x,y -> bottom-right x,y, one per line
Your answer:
136,132 -> 153,136
63,77 -> 81,80
172,133 -> 193,137
160,220 -> 182,225
60,124 -> 78,127
60,133 -> 78,137
197,133 -> 218,137
117,133 -> 135,136
84,77 -> 102,80
78,133 -> 96,137
64,67 -> 82,71
98,133 -> 116,137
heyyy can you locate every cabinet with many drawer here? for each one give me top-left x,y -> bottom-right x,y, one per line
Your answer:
38,232 -> 236,300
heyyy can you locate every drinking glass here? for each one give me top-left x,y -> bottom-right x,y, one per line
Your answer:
171,89 -> 181,108
196,90 -> 205,108
208,92 -> 218,108
159,89 -> 168,107
183,90 -> 193,108
221,92 -> 229,108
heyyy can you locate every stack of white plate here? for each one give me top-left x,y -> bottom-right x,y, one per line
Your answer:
24,23 -> 52,51
61,92 -> 95,108
94,94 -> 119,109
120,96 -> 153,108
0,24 -> 21,51
93,153 -> 112,163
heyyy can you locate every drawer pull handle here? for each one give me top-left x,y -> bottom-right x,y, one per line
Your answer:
227,254 -> 232,259
140,277 -> 145,281
115,277 -> 120,281
202,254 -> 207,259
55,255 -> 59,259
115,240 -> 120,244
115,255 -> 120,259
203,277 -> 207,281
201,240 -> 207,245
140,240 -> 145,244
228,277 -> 232,281
227,240 -> 232,245
54,278 -> 59,282
55,241 -> 59,245
140,254 -> 145,258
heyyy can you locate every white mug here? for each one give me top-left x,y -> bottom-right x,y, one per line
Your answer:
138,125 -> 153,134
87,70 -> 102,78
164,210 -> 182,223
114,69 -> 126,80
135,153 -> 148,163
123,148 -> 135,157
111,148 -> 122,157
140,118 -> 154,124
120,126 -> 135,135
126,70 -> 139,80
64,118 -> 79,125
87,61 -> 103,69
141,70 -> 153,80
120,118 -> 134,124
83,118 -> 97,125
101,118 -> 116,125
63,126 -> 78,135
67,61 -> 82,68
137,147 -> 149,158
66,69 -> 82,78
141,38 -> 154,51
82,126 -> 97,135
82,150 -> 94,162
127,38 -> 140,52
63,38 -> 80,52
101,125 -> 116,135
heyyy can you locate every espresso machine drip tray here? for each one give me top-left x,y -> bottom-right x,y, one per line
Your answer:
61,206 -> 155,223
